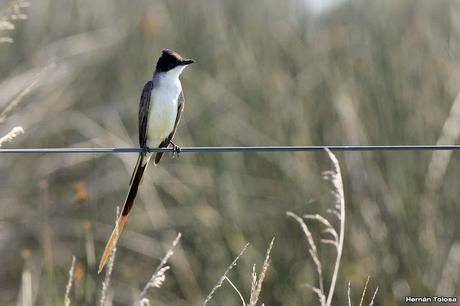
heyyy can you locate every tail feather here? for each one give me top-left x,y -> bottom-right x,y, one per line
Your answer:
154,152 -> 163,164
97,211 -> 127,273
129,152 -> 142,186
98,153 -> 149,273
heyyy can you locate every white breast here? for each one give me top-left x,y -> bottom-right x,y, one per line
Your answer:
146,73 -> 182,148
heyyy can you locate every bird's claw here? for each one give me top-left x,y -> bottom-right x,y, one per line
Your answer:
170,141 -> 181,158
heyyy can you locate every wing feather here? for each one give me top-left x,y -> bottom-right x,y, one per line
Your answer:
129,81 -> 152,185
139,81 -> 153,148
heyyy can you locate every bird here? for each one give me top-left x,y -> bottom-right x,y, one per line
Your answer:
98,49 -> 194,273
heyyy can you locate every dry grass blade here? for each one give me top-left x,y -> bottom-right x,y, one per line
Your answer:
250,266 -> 257,302
64,256 -> 76,306
138,299 -> 150,306
323,149 -> 345,306
0,126 -> 23,146
224,276 -> 246,306
348,278 -> 379,306
248,238 -> 274,306
301,283 -> 326,305
202,243 -> 249,306
133,233 -> 182,306
20,269 -> 32,306
99,207 -> 120,306
287,211 -> 325,305
287,149 -> 345,306
347,281 -> 352,306
369,287 -> 379,306
358,276 -> 370,306
304,214 -> 339,246
304,214 -> 334,230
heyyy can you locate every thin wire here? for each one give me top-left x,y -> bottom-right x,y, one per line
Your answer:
1,145 -> 460,154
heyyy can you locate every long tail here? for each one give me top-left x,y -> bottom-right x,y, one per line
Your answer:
98,153 -> 149,273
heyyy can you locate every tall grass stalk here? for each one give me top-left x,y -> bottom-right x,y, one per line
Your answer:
247,238 -> 274,306
202,243 -> 249,306
133,232 -> 182,306
287,149 -> 345,306
0,125 -> 23,146
64,256 -> 76,306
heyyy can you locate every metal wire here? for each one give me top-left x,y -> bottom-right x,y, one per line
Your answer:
1,145 -> 460,154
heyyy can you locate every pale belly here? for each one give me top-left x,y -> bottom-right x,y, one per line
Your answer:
146,87 -> 179,148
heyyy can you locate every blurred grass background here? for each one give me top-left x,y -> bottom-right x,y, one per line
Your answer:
1,0 -> 460,305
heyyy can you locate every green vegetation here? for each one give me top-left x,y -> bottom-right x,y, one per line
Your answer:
1,0 -> 459,305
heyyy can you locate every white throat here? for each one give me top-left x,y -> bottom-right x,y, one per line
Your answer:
162,65 -> 185,81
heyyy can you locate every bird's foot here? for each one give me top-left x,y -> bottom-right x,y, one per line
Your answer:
169,140 -> 181,158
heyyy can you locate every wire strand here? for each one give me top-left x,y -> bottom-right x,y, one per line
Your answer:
1,145 -> 460,154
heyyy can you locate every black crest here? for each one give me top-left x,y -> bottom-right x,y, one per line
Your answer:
155,49 -> 194,72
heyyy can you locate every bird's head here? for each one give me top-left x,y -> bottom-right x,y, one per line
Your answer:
155,49 -> 194,76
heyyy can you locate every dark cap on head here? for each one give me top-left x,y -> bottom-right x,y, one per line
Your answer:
155,49 -> 194,72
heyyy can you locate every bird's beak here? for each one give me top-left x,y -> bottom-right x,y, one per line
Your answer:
181,59 -> 195,65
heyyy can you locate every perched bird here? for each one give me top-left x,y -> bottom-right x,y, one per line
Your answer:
98,49 -> 194,273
